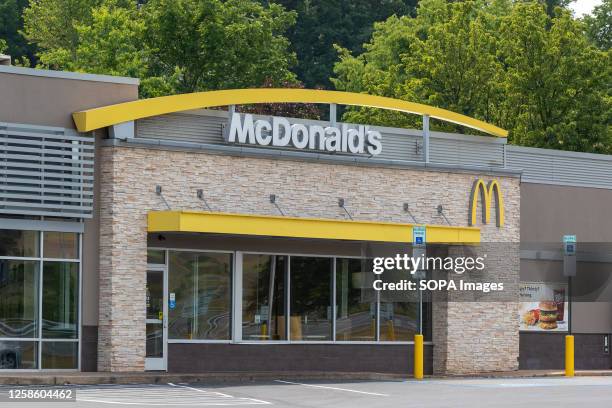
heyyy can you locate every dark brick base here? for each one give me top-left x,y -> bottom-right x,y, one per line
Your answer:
168,343 -> 433,374
519,333 -> 612,370
81,326 -> 98,372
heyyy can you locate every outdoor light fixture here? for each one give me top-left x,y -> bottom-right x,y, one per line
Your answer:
269,194 -> 285,216
338,198 -> 354,220
196,189 -> 212,211
437,204 -> 451,225
403,202 -> 418,223
155,185 -> 171,210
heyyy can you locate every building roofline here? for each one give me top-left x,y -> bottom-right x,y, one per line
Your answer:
0,65 -> 140,85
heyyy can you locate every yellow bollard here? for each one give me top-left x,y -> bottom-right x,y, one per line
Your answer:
414,334 -> 424,379
565,335 -> 574,377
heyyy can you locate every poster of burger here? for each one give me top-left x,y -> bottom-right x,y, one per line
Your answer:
519,282 -> 568,332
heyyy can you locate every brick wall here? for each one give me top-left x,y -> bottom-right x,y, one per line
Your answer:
98,145 -> 520,373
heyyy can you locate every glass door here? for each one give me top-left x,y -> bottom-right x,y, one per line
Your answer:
145,268 -> 167,370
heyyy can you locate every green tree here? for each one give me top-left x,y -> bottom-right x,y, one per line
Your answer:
500,3 -> 611,152
273,0 -> 417,89
539,0 -> 572,17
23,0 -> 102,59
35,0 -> 173,96
332,0 -> 611,153
22,0 -> 298,96
333,0 -> 507,130
583,0 -> 611,50
144,0 -> 297,93
0,0 -> 36,64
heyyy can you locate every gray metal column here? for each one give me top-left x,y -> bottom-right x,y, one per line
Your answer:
330,103 -> 337,127
423,115 -> 430,163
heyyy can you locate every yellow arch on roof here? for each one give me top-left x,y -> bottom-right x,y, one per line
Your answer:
72,88 -> 508,137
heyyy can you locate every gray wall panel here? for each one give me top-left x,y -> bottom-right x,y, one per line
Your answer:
136,110 -> 612,191
136,111 -> 508,165
507,145 -> 612,189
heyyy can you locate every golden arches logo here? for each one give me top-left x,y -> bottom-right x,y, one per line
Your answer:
468,179 -> 504,228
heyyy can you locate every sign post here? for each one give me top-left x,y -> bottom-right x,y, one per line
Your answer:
563,234 -> 576,377
413,226 -> 426,380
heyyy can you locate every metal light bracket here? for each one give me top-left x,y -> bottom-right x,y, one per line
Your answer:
269,194 -> 285,216
338,198 -> 353,220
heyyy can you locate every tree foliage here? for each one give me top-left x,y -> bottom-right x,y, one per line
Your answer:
22,0 -> 298,96
583,0 -> 611,50
144,0 -> 297,93
237,78 -> 321,119
272,0 -> 417,88
0,0 -> 36,64
333,0 -> 611,153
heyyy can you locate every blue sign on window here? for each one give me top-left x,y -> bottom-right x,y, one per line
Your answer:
413,226 -> 426,246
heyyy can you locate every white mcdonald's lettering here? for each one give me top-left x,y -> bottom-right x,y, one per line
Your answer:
225,113 -> 383,156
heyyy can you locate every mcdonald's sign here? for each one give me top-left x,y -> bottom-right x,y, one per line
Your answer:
469,179 -> 504,227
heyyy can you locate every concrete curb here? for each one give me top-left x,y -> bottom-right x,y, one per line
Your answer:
435,370 -> 612,379
0,371 -> 408,386
0,370 -> 610,385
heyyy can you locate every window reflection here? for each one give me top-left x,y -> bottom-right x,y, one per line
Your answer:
379,267 -> 419,341
168,251 -> 232,340
0,341 -> 37,369
147,250 -> 166,265
41,341 -> 78,369
0,260 -> 39,338
0,230 -> 38,257
336,258 -> 376,341
43,232 -> 78,259
242,255 -> 287,341
290,257 -> 332,341
42,262 -> 78,339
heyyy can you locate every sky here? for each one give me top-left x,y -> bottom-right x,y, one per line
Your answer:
569,0 -> 603,16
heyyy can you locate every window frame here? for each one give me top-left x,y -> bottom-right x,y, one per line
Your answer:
0,229 -> 81,372
152,247 -> 428,346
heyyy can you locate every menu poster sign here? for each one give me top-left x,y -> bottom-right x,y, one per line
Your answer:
519,282 -> 569,332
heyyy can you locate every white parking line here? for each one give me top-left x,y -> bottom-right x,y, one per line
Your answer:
274,380 -> 390,396
169,382 -> 271,405
76,383 -> 271,406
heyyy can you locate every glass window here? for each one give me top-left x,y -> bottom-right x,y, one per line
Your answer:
0,341 -> 37,369
168,251 -> 232,340
146,325 -> 163,358
290,257 -> 332,341
0,230 -> 38,257
0,260 -> 38,338
242,254 -> 287,341
379,267 -> 419,341
42,262 -> 79,339
41,341 -> 78,369
336,258 -> 376,341
147,249 -> 166,265
43,232 -> 78,259
379,302 -> 419,341
146,270 -> 163,358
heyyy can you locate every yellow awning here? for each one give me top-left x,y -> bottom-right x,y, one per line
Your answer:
148,211 -> 480,244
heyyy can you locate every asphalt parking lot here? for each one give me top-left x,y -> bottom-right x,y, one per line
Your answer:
1,376 -> 612,407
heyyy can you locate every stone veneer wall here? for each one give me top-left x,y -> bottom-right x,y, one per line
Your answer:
97,145 -> 520,373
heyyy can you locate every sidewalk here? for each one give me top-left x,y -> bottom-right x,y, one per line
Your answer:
448,369 -> 612,379
0,370 -> 611,385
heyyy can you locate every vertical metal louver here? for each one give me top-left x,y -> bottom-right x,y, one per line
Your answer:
0,122 -> 94,218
